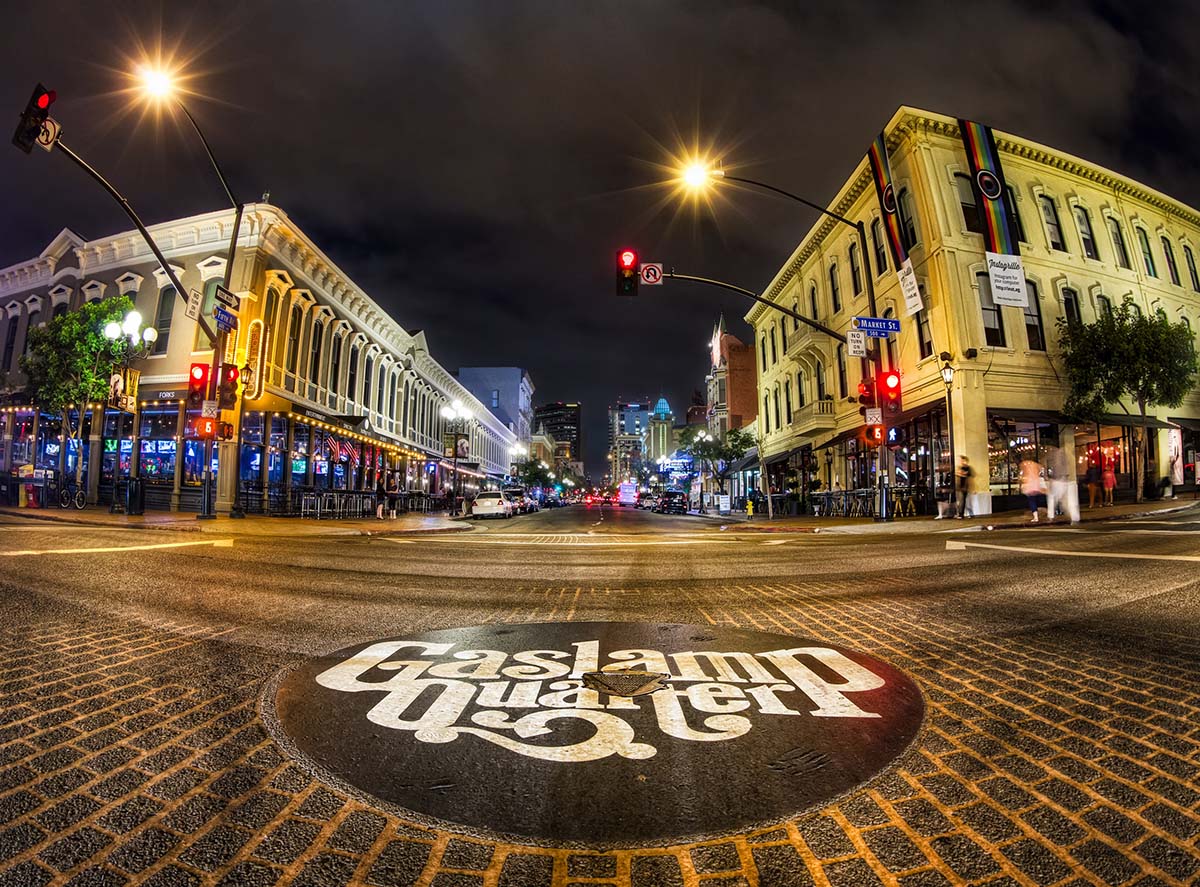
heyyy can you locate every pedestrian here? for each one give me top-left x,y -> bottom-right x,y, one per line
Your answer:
934,474 -> 952,519
386,472 -> 400,519
1020,457 -> 1042,522
1102,460 -> 1116,506
954,456 -> 974,519
375,475 -> 386,520
1084,460 -> 1101,508
746,497 -> 754,520
1044,445 -> 1077,523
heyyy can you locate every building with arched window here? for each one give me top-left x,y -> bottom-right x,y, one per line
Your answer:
0,205 -> 518,512
748,107 -> 1200,515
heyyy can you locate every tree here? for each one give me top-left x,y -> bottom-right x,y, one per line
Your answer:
18,296 -> 134,485
680,426 -> 755,494
1057,301 -> 1197,501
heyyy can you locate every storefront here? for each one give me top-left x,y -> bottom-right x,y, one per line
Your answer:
1169,418 -> 1200,492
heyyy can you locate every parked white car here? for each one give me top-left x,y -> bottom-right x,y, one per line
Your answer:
471,491 -> 514,519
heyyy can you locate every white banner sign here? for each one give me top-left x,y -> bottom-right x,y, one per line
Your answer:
986,252 -> 1028,307
846,329 -> 867,358
898,259 -> 923,315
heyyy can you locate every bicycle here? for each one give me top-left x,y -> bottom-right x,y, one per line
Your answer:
58,479 -> 86,510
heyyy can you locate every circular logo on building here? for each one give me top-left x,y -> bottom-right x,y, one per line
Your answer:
976,169 -> 1003,201
882,182 -> 897,214
269,623 -> 924,846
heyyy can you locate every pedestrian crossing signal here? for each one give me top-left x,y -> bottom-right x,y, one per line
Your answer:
192,417 -> 217,439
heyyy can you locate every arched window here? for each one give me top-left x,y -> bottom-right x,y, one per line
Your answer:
1074,206 -> 1098,259
916,307 -> 933,359
1136,227 -> 1156,277
285,305 -> 302,371
871,218 -> 887,274
760,336 -> 767,372
264,289 -> 280,362
1062,287 -> 1081,325
763,394 -> 770,434
791,300 -> 799,331
784,379 -> 792,423
795,371 -> 805,407
2,316 -> 17,371
779,317 -> 788,354
815,360 -> 827,400
52,302 -> 67,319
829,263 -> 840,313
1128,301 -> 1143,318
328,334 -> 342,394
23,308 -> 40,355
362,356 -> 373,408
898,188 -> 919,249
389,371 -> 398,418
402,379 -> 411,430
956,173 -> 983,234
1161,237 -> 1181,286
978,273 -> 1005,347
309,319 -> 325,381
772,386 -> 781,429
1096,295 -> 1112,317
1040,195 -> 1066,251
770,325 -> 778,364
836,343 -> 847,398
152,287 -> 173,354
1023,281 -> 1045,351
347,346 -> 360,401
377,365 -> 386,414
1184,246 -> 1200,292
1108,217 -> 1131,269
809,284 -> 818,319
849,243 -> 863,295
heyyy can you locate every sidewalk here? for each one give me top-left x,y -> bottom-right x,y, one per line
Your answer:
690,496 -> 1199,534
0,505 -> 470,537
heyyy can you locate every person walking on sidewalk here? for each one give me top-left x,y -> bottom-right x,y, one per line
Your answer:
1044,445 -> 1078,523
386,473 -> 400,519
1102,460 -> 1117,506
955,456 -> 974,519
375,476 -> 387,520
1021,457 -> 1042,523
1084,460 -> 1101,508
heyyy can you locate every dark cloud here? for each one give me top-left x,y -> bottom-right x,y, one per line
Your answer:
2,1 -> 1197,474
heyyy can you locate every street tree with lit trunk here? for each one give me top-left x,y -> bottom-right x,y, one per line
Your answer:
1057,301 -> 1197,501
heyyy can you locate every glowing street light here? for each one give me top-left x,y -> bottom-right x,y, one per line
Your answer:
138,67 -> 175,100
682,161 -> 724,191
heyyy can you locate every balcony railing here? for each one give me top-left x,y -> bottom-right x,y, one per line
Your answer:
793,398 -> 836,432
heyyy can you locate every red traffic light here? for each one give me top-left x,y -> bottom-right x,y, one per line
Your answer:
882,372 -> 900,390
190,364 -> 206,382
619,249 -> 637,269
36,90 -> 55,110
224,365 -> 239,382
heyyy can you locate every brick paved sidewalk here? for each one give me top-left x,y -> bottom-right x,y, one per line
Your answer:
1,577 -> 1198,885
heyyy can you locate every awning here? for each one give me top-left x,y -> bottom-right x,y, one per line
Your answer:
763,452 -> 791,467
987,408 -> 1070,425
727,452 -> 759,474
815,427 -> 862,450
1098,413 -> 1178,430
1170,417 -> 1200,432
890,399 -> 942,426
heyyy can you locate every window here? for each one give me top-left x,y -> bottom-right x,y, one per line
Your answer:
978,272 -> 1006,347
770,325 -> 778,364
815,361 -> 827,399
22,309 -> 40,355
779,318 -> 787,353
1,316 -> 16,370
784,380 -> 792,423
285,305 -> 302,371
1162,237 -> 1181,285
309,320 -> 324,381
763,394 -> 770,434
1074,206 -> 1098,260
329,334 -> 342,393
809,284 -> 818,319
1128,301 -> 1142,318
362,357 -> 373,408
1024,281 -> 1045,351
1185,246 -> 1200,291
1108,217 -> 1131,269
1004,186 -> 1026,242
773,387 -> 780,428
347,346 -> 359,400
1039,195 -> 1066,251
52,302 -> 67,319
1062,287 -> 1081,325
849,243 -> 863,295
490,389 -> 500,408
389,372 -> 398,419
795,371 -> 805,407
916,307 -> 933,359
760,337 -> 767,372
836,344 -> 847,398
956,173 -> 984,234
882,308 -> 896,368
871,218 -> 887,274
791,300 -> 799,331
829,264 -> 840,313
153,287 -> 174,354
377,365 -> 386,413
898,188 -> 919,249
1136,227 -> 1156,277
1096,295 -> 1112,317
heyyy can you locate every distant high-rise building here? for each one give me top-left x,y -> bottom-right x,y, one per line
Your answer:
534,402 -> 582,459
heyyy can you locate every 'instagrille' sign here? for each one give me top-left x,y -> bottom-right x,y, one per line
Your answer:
271,623 -> 924,845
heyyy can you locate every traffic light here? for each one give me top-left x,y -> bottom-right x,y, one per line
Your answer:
217,363 -> 240,410
879,370 -> 902,417
12,84 -> 55,154
192,417 -> 217,439
217,422 -> 235,441
866,425 -> 884,445
615,248 -> 639,297
187,363 -> 209,410
857,377 -> 876,407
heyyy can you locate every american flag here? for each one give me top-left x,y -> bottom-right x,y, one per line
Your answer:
338,438 -> 360,467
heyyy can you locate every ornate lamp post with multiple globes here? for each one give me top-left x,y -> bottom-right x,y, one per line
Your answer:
103,310 -> 157,514
440,400 -> 473,515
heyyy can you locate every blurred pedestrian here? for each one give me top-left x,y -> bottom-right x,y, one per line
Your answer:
1084,460 -> 1101,508
386,473 -> 399,519
955,456 -> 974,519
1102,460 -> 1116,506
375,475 -> 386,520
1044,445 -> 1077,523
1021,457 -> 1042,522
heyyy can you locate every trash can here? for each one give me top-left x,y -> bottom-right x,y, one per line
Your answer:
126,477 -> 145,516
2,475 -> 15,506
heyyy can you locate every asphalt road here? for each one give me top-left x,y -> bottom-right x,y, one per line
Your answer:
1,503 -> 1198,886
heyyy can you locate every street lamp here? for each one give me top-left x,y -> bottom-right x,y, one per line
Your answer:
136,64 -> 243,520
440,401 -> 472,515
941,358 -> 957,515
104,310 -> 157,514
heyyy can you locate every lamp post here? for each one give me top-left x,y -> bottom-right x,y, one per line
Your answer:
103,311 -> 158,514
694,430 -> 713,513
440,400 -> 472,515
137,66 -> 244,520
681,162 -> 891,521
941,359 -> 956,514
229,361 -> 254,518
509,444 -> 527,481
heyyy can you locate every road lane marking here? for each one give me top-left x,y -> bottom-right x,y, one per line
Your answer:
390,535 -> 738,546
1,538 -> 234,557
945,539 -> 1200,562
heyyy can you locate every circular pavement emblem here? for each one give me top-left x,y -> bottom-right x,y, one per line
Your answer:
268,622 -> 924,846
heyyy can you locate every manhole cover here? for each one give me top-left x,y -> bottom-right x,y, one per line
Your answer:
268,622 -> 924,846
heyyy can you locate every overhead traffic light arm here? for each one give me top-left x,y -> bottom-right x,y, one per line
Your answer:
663,272 -> 847,344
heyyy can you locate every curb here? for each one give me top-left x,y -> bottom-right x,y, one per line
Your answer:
0,509 -> 201,533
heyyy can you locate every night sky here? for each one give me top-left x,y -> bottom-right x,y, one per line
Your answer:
3,1 -> 1199,475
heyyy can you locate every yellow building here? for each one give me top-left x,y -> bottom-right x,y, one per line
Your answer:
748,106 -> 1200,515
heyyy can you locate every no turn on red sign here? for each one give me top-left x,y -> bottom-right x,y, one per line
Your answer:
640,263 -> 663,285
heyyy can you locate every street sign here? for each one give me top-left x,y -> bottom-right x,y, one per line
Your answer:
213,306 -> 238,333
639,263 -> 663,285
36,117 -> 61,152
853,316 -> 901,337
214,285 -> 240,311
847,329 -> 867,358
185,288 -> 203,321
202,399 -> 218,419
865,407 -> 882,425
